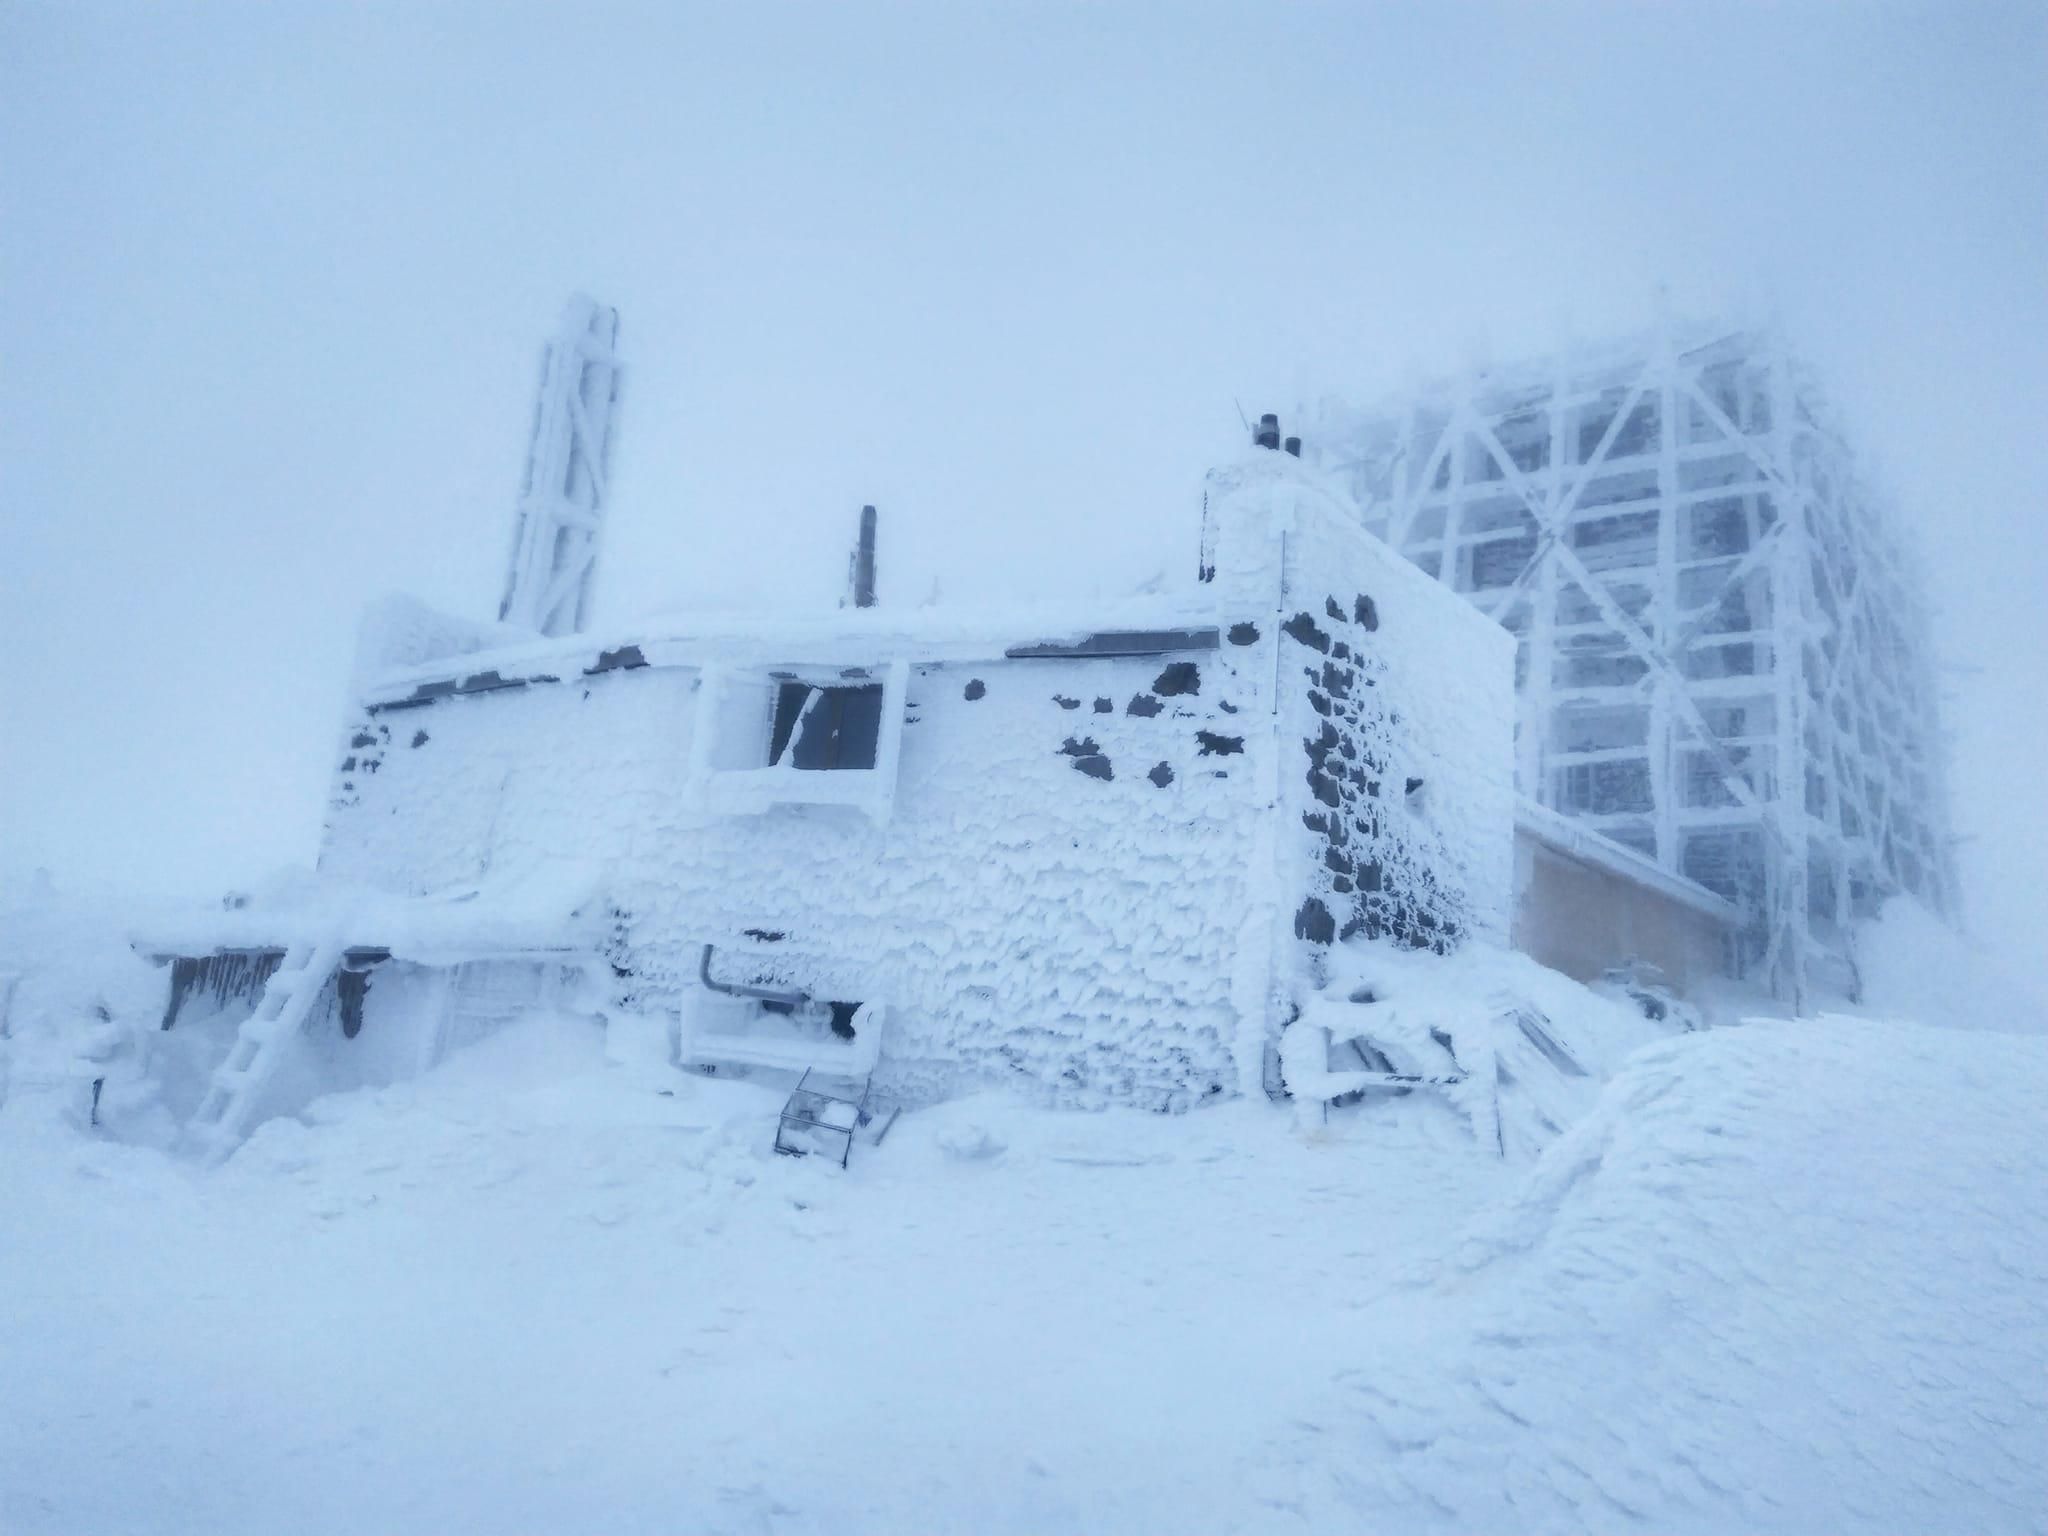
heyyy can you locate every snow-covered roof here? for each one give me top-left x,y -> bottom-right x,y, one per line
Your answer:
1514,799 -> 1741,925
358,593 -> 1228,712
132,864 -> 608,963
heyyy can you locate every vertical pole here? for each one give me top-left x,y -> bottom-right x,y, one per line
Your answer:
1765,333 -> 1811,1010
850,504 -> 878,609
1650,327 -> 1682,869
1438,396 -> 1469,590
1520,357 -> 1567,805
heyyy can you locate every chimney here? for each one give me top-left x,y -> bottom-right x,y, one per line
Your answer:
849,504 -> 878,608
1283,436 -> 1301,457
1254,412 -> 1280,451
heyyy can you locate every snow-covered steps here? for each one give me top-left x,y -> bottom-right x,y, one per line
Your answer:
773,1068 -> 872,1167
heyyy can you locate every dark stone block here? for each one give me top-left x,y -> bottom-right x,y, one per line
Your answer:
1093,697 -> 1113,713
1282,612 -> 1332,653
964,678 -> 986,700
1302,812 -> 1328,833
1322,662 -> 1352,699
1060,736 -> 1102,757
1355,594 -> 1378,630
1227,621 -> 1261,646
1323,847 -> 1353,875
1152,662 -> 1200,696
1218,699 -> 1238,713
410,730 -> 429,748
1196,731 -> 1243,756
1326,596 -> 1346,623
1308,769 -> 1342,806
1054,694 -> 1080,709
1332,641 -> 1351,661
350,732 -> 376,749
1126,694 -> 1162,717
1148,761 -> 1174,787
1308,690 -> 1332,716
1071,754 -> 1113,781
1294,897 -> 1336,945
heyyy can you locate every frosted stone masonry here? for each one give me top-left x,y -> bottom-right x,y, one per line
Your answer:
313,449 -> 1513,1109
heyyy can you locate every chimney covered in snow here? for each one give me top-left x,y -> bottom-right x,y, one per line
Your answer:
1255,413 -> 1281,450
849,504 -> 878,608
1284,436 -> 1301,457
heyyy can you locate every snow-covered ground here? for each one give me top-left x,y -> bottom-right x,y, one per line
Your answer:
2,907 -> 2044,1534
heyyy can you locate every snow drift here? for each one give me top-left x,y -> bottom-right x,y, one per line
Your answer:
1263,1014 -> 2048,1534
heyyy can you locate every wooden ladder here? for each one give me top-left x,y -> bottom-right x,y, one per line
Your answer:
185,933 -> 349,1161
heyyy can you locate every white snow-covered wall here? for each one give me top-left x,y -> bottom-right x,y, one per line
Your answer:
315,459 -> 1514,1109
322,644 -> 1266,1109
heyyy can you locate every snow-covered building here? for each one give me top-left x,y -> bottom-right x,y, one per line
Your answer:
296,450 -> 1515,1113
1301,326 -> 1955,1005
135,301 -> 1759,1154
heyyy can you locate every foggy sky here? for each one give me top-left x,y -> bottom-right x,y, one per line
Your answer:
3,2 -> 2043,972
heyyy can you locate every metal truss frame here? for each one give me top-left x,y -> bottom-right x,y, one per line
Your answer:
1309,326 -> 1954,1007
500,295 -> 621,638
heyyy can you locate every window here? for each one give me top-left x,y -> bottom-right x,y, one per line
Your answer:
690,658 -> 909,817
769,682 -> 883,770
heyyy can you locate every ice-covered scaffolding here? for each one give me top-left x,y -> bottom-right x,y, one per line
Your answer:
1301,326 -> 1955,1005
499,296 -> 621,638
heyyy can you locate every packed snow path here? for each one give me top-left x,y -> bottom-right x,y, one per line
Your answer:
3,1014 -> 2043,1534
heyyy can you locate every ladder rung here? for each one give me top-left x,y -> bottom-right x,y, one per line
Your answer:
182,930 -> 346,1158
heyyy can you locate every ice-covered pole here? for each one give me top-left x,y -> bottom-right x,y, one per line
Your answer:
848,503 -> 878,608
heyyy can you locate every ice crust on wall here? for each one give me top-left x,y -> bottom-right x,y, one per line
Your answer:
323,655 -> 1263,1109
318,453 -> 1517,1109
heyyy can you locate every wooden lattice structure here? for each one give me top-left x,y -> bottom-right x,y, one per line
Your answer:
1303,326 -> 1955,1006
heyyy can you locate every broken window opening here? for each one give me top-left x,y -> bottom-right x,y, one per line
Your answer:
769,681 -> 884,770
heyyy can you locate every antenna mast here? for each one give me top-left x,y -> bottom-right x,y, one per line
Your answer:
500,295 -> 621,636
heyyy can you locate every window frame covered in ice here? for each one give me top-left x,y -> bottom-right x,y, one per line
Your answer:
688,656 -> 910,818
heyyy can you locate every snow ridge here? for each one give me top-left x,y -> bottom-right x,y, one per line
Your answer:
1260,1015 -> 2048,1534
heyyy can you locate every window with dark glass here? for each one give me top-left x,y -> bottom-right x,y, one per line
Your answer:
769,682 -> 884,770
